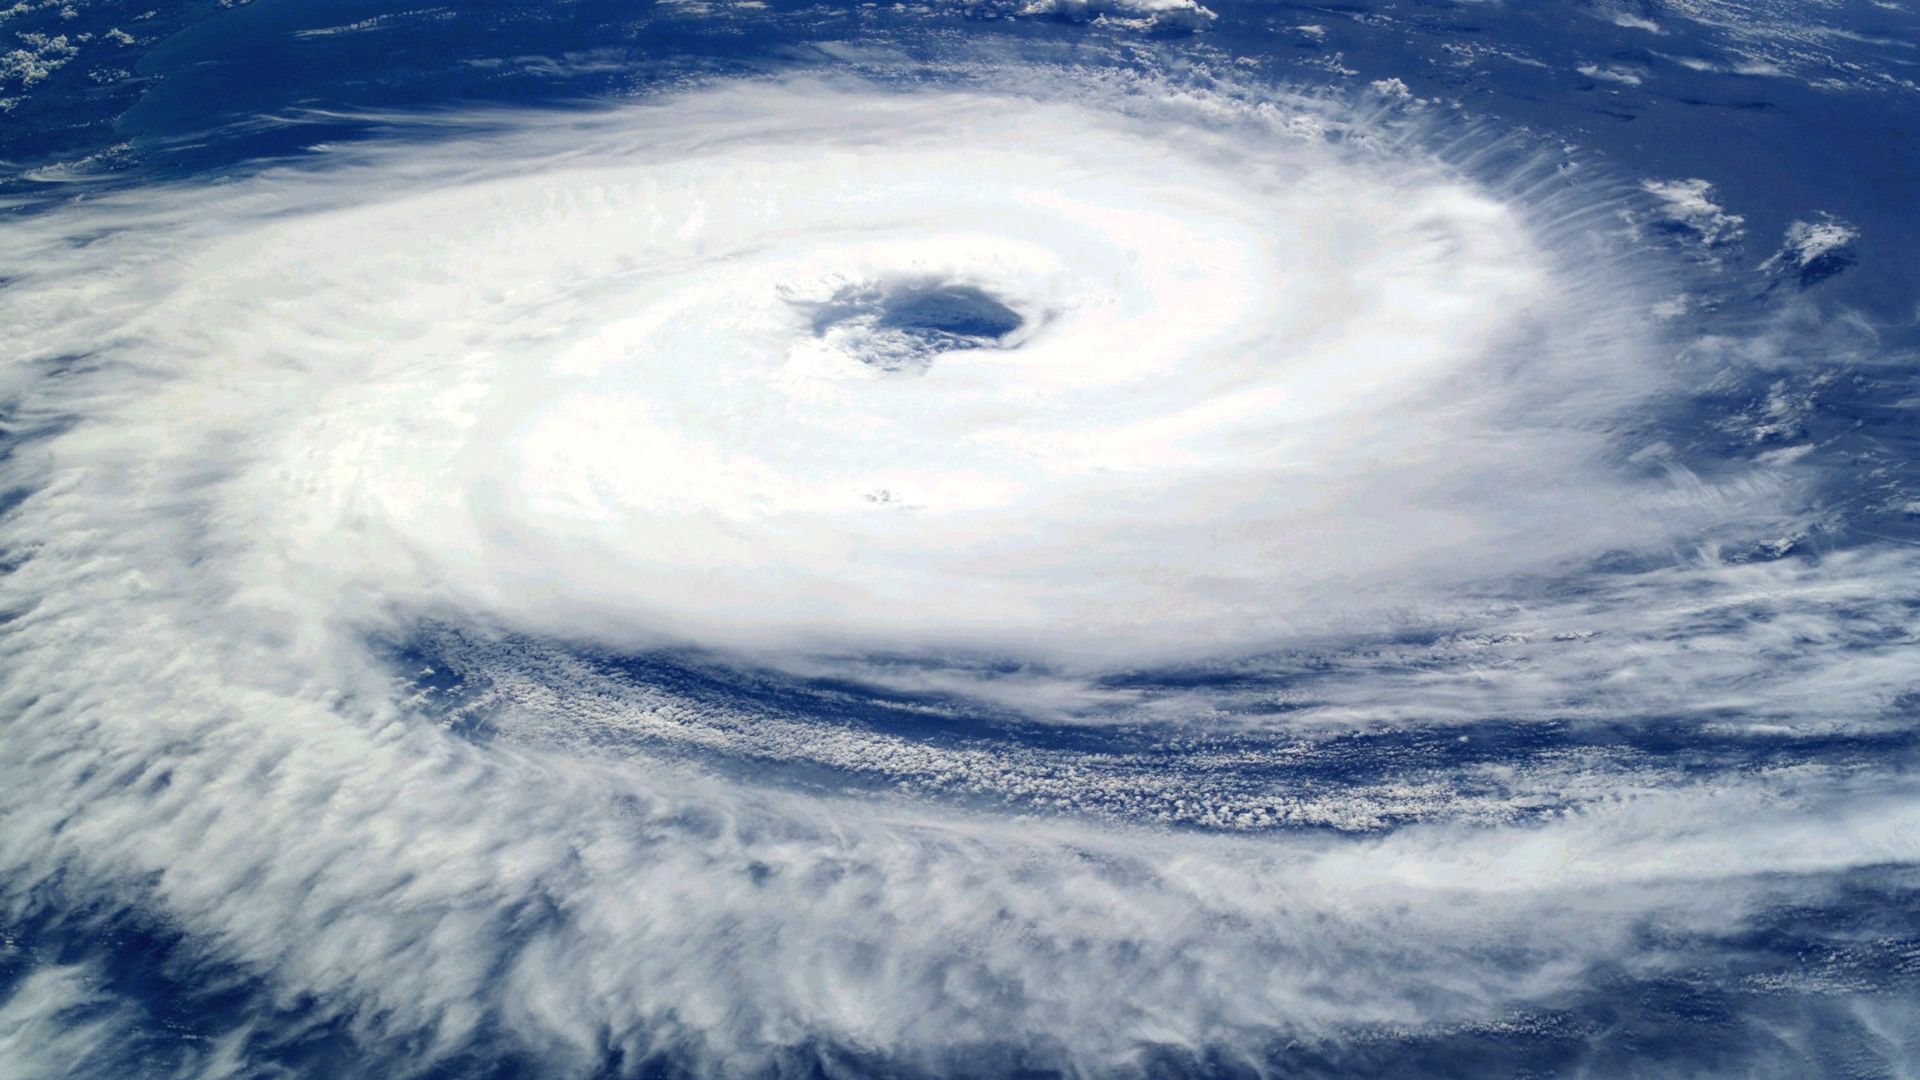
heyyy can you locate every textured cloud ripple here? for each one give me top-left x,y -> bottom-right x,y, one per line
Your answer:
3,58 -> 1919,1078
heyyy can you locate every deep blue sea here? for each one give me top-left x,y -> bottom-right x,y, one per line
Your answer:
3,0 -> 1919,1076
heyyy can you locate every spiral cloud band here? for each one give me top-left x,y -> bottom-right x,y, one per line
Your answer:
3,64 -> 1918,1076
36,79 -> 1678,662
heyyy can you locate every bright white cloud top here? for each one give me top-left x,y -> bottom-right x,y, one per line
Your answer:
2,68 -> 1916,1076
10,79 -> 1708,662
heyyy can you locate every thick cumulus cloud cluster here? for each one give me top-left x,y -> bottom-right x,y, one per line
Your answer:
2,68 -> 1918,1075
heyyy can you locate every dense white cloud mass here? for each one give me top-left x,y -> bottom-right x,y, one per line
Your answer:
1,67 -> 1916,1075
5,78 -> 1711,664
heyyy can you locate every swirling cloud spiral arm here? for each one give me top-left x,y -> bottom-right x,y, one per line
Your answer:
2,68 -> 1914,1075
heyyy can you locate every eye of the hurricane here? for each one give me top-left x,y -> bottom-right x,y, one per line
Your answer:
788,275 -> 1026,375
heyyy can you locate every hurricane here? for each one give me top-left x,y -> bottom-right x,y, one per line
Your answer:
2,3 -> 1918,1077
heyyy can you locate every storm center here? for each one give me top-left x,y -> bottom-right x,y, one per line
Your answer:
787,275 -> 1025,374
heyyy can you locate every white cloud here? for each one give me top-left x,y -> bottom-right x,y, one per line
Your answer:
1014,0 -> 1215,31
1577,62 -> 1645,85
0,68 -> 1910,1074
1641,177 -> 1746,246
1762,213 -> 1860,271
0,80 -> 1727,670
